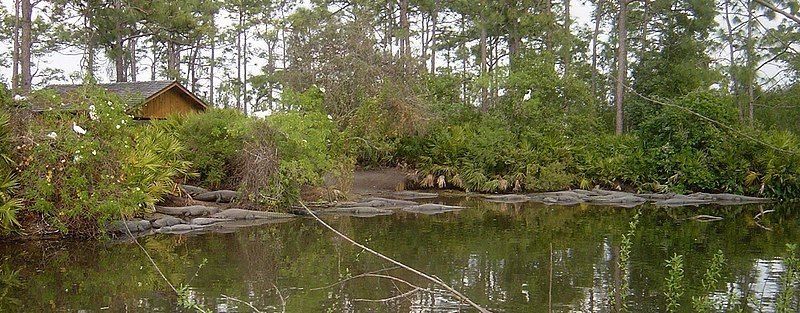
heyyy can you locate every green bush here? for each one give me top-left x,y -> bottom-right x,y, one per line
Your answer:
10,87 -> 192,235
163,109 -> 251,189
0,110 -> 22,233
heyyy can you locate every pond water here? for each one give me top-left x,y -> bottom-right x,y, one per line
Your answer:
1,194 -> 798,312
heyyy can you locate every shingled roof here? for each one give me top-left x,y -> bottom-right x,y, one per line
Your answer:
47,80 -> 207,110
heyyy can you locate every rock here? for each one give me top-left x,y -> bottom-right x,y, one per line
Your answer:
392,191 -> 439,200
108,219 -> 151,233
402,203 -> 464,215
194,190 -> 238,203
483,194 -> 530,203
156,205 -> 220,217
211,208 -> 296,220
152,216 -> 184,228
190,217 -> 231,225
316,207 -> 394,217
180,184 -> 210,196
344,197 -> 417,208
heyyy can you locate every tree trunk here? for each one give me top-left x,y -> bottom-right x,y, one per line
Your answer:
430,0 -> 438,74
129,37 -> 137,82
20,0 -> 32,93
615,0 -> 628,135
113,0 -> 126,82
151,40 -> 157,81
640,0 -> 650,61
12,0 -> 20,91
84,5 -> 96,81
563,0 -> 572,109
725,0 -> 742,121
243,27 -> 249,114
507,0 -> 521,68
166,41 -> 179,78
210,33 -> 216,107
591,0 -> 603,98
236,8 -> 243,110
400,0 -> 410,58
747,0 -> 755,125
480,21 -> 488,111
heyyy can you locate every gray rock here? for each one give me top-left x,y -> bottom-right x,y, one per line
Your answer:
483,194 -> 530,203
316,207 -> 394,217
402,203 -> 464,215
194,190 -> 238,203
156,205 -> 220,217
211,208 -> 296,220
180,184 -> 210,196
190,217 -> 231,225
152,216 -> 184,228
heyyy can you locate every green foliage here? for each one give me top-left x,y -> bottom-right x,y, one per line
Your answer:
165,109 -> 251,188
0,110 -> 21,233
264,109 -> 347,205
613,211 -> 640,311
664,254 -> 685,313
776,244 -> 799,313
163,101 -> 349,208
692,250 -> 726,312
10,87 -> 191,235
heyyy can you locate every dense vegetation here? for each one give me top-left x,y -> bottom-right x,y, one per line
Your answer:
4,0 -> 800,236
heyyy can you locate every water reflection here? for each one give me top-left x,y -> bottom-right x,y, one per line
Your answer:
0,198 -> 798,312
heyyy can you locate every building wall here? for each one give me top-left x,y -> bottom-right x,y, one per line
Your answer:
139,87 -> 203,119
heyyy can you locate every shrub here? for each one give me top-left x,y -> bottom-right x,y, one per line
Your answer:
163,109 -> 251,189
9,87 -> 191,235
0,110 -> 22,233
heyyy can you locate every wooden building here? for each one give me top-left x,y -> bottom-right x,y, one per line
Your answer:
47,81 -> 207,119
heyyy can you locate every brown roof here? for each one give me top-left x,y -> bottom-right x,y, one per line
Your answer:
46,80 -> 208,110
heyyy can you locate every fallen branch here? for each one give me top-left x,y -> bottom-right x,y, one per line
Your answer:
221,294 -> 264,313
353,287 -> 420,303
299,201 -> 492,313
689,215 -> 724,222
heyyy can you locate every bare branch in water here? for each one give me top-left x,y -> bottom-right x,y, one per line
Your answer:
299,201 -> 492,313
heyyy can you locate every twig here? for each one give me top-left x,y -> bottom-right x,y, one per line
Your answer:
689,215 -> 724,222
753,209 -> 775,231
298,201 -> 492,313
120,218 -> 178,294
221,294 -> 264,313
309,266 -> 401,291
353,287 -> 420,302
271,283 -> 286,313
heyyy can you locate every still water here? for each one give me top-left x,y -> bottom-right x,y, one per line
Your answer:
1,194 -> 798,312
